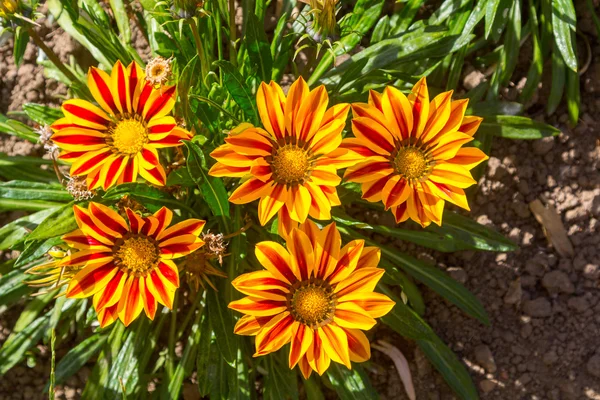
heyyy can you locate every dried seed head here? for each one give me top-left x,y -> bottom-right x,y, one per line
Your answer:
66,175 -> 95,201
145,57 -> 172,88
36,125 -> 59,159
202,230 -> 227,264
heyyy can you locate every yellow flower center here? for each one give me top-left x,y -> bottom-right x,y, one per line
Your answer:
271,146 -> 310,185
289,280 -> 335,328
115,236 -> 159,275
393,147 -> 429,180
109,117 -> 148,155
151,65 -> 165,77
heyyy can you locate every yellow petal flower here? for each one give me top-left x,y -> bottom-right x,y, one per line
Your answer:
342,78 -> 489,227
50,61 -> 192,191
229,222 -> 395,379
209,77 -> 350,238
61,202 -> 205,327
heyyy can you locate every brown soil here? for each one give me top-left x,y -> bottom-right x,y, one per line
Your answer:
1,4 -> 600,400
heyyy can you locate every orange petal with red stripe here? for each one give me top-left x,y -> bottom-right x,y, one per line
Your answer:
66,261 -> 118,299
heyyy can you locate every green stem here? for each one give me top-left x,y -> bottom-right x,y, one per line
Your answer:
166,291 -> 178,379
228,0 -> 238,65
214,3 -> 224,84
189,18 -> 209,84
28,28 -> 80,85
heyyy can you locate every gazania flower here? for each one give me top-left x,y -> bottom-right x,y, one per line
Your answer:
209,77 -> 350,238
50,61 -> 192,191
342,78 -> 488,227
229,221 -> 395,378
59,202 -> 205,327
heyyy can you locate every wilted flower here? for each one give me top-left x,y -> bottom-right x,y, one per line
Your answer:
36,124 -> 59,159
65,174 -> 96,201
26,248 -> 82,294
145,56 -> 172,88
0,0 -> 18,18
299,0 -> 339,37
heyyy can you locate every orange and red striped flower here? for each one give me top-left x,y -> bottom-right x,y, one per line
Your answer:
342,78 -> 488,227
208,77 -> 351,238
59,202 -> 205,327
50,61 -> 192,191
229,221 -> 395,378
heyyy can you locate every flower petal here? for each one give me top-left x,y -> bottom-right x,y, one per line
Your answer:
254,313 -> 295,357
66,261 -> 118,299
318,324 -> 351,368
255,241 -> 297,284
229,296 -> 288,317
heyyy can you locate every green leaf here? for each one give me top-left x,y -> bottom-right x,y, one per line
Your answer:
0,114 -> 39,142
500,0 -> 522,85
0,313 -> 49,374
334,209 -> 515,253
215,60 -> 259,123
109,0 -> 131,43
520,0 -> 544,103
14,26 -> 29,67
0,198 -> 65,212
105,319 -> 148,395
0,181 -> 72,202
26,202 -> 77,242
429,211 -> 518,252
0,207 -> 60,250
552,0 -> 578,72
0,268 -> 33,307
565,55 -> 580,126
15,236 -> 62,268
371,15 -> 389,44
335,224 -> 489,324
484,0 -> 502,39
197,320 -> 217,396
379,286 -> 436,340
309,0 -> 384,85
103,182 -> 197,215
207,287 -> 237,365
417,336 -> 479,400
467,101 -> 523,116
246,13 -> 273,82
478,115 -> 561,139
270,12 -> 294,82
184,141 -> 230,218
264,354 -> 298,400
547,42 -> 566,115
13,289 -> 58,332
169,313 -> 202,398
380,264 -> 425,315
50,334 -> 108,387
381,247 -> 489,325
22,103 -> 64,125
326,364 -> 378,400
